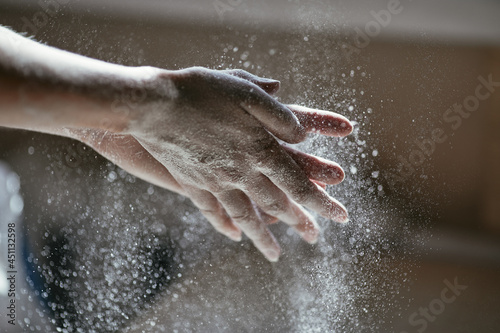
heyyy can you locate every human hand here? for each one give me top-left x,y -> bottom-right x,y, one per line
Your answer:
0,29 -> 352,261
71,67 -> 352,262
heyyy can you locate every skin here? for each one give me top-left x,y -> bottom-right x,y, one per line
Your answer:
0,26 -> 353,262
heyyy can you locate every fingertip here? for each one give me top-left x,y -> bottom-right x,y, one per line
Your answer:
225,68 -> 281,95
339,118 -> 354,137
258,80 -> 280,95
269,117 -> 307,144
325,116 -> 353,138
287,105 -> 354,137
334,209 -> 349,224
303,228 -> 319,244
285,121 -> 308,144
337,217 -> 349,224
319,192 -> 348,223
342,209 -> 349,223
316,162 -> 345,184
306,235 -> 318,245
294,207 -> 320,244
239,100 -> 306,144
228,231 -> 243,242
264,248 -> 281,262
282,147 -> 345,186
335,166 -> 345,184
280,107 -> 308,144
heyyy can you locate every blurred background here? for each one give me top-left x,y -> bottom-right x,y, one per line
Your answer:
1,0 -> 499,332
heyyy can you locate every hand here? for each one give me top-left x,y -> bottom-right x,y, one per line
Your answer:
71,68 -> 353,262
0,29 -> 352,261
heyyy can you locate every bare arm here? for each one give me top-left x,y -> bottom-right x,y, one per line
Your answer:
0,26 -> 162,133
0,26 -> 353,262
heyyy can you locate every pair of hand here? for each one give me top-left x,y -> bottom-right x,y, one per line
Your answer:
69,67 -> 352,262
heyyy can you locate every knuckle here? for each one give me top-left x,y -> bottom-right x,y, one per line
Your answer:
204,181 -> 225,194
230,211 -> 253,225
255,135 -> 279,151
199,208 -> 219,216
262,200 -> 288,216
232,69 -> 247,77
188,194 -> 219,211
250,138 -> 281,164
216,167 -> 244,184
171,67 -> 209,87
289,183 -> 316,204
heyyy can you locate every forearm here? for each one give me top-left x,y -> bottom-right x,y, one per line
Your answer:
0,26 -> 165,135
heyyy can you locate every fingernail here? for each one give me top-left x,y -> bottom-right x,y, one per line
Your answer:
265,248 -> 280,262
336,212 -> 349,223
260,78 -> 280,83
261,80 -> 280,94
304,230 -> 319,244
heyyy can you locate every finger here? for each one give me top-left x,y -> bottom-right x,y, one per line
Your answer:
182,186 -> 242,242
282,145 -> 345,185
254,205 -> 279,225
287,104 -> 353,137
237,88 -> 306,144
312,180 -> 327,190
224,69 -> 280,95
176,68 -> 305,143
243,175 -> 320,244
215,189 -> 281,262
258,148 -> 349,223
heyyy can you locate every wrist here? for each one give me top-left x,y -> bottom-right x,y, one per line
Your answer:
93,65 -> 168,134
121,67 -> 178,136
0,28 -> 176,135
